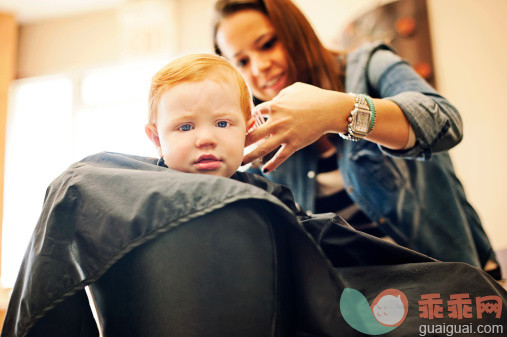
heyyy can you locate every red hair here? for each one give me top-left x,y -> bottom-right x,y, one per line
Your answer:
148,53 -> 252,124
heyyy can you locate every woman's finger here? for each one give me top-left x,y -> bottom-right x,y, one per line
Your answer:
253,101 -> 272,116
243,134 -> 285,165
262,144 -> 295,172
245,123 -> 272,147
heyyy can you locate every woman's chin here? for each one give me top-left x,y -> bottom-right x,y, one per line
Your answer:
256,78 -> 292,101
255,89 -> 280,102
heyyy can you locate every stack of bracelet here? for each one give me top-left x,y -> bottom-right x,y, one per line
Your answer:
339,93 -> 376,141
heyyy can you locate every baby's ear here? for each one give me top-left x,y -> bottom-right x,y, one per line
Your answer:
145,124 -> 163,158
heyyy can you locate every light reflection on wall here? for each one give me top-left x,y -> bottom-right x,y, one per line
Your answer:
1,61 -> 162,287
2,76 -> 73,287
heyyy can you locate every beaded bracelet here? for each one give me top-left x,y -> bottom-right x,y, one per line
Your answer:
362,94 -> 376,132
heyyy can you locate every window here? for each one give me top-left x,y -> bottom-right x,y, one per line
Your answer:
2,60 -> 163,287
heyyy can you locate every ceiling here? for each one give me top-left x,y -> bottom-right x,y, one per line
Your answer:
0,0 -> 130,23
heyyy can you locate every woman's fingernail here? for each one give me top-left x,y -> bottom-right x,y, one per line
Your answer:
262,167 -> 269,174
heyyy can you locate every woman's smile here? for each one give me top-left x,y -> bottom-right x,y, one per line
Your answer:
262,71 -> 288,92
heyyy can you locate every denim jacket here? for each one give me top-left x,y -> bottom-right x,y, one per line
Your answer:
248,42 -> 494,268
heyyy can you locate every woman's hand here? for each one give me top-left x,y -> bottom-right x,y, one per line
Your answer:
243,82 -> 352,172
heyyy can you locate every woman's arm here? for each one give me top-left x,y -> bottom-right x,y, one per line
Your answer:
243,50 -> 462,171
243,84 -> 414,172
368,49 -> 463,158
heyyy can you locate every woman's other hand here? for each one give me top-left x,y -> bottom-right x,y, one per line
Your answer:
244,82 -> 352,172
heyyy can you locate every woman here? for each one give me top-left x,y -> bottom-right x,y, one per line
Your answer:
212,0 -> 498,274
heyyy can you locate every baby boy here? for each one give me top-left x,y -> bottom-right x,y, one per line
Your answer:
145,53 -> 252,178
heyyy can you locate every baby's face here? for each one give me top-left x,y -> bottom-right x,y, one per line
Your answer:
154,79 -> 247,177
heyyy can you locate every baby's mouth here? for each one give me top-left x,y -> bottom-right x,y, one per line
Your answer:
194,154 -> 222,170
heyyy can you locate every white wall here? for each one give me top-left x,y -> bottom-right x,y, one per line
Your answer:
17,9 -> 121,77
427,0 -> 507,251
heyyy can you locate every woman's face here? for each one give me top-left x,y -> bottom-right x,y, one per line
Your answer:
216,9 -> 293,101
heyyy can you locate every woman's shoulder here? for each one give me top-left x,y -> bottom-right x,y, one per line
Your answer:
345,41 -> 396,68
344,41 -> 400,92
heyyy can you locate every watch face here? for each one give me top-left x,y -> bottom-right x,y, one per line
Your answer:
353,110 -> 371,134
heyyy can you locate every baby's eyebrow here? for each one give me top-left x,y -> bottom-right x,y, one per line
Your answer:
170,113 -> 196,121
211,111 -> 238,118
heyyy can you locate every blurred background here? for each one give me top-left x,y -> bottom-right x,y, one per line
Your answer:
0,0 -> 506,321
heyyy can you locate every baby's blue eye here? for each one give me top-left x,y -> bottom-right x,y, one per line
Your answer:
179,124 -> 193,131
216,121 -> 230,128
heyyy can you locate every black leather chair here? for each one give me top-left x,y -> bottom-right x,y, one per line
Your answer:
87,200 -> 295,337
8,199 -> 507,337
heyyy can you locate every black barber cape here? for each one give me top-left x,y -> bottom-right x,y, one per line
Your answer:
2,152 -> 506,337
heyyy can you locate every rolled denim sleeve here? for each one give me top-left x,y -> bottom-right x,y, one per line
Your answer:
368,50 -> 463,160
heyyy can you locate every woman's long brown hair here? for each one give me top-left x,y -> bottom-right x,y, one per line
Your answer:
213,0 -> 344,96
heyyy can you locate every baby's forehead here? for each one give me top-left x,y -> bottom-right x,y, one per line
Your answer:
158,79 -> 244,117
167,76 -> 238,96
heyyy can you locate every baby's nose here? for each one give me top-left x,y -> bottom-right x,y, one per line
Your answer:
195,129 -> 218,148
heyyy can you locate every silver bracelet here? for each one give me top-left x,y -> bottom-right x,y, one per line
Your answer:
339,93 -> 374,141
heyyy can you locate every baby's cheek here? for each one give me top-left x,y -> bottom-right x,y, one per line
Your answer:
162,138 -> 187,165
235,135 -> 247,156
